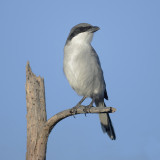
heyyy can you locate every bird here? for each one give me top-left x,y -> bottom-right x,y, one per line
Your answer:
63,23 -> 116,140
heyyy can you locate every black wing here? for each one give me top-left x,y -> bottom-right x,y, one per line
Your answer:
104,89 -> 108,100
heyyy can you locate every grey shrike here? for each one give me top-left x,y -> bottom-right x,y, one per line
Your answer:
63,23 -> 116,140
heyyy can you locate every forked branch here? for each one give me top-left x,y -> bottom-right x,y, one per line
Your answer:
25,61 -> 116,160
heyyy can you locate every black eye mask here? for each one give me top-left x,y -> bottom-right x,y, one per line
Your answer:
67,26 -> 92,41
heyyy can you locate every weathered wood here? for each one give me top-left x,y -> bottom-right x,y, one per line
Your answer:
26,62 -> 47,160
25,62 -> 116,160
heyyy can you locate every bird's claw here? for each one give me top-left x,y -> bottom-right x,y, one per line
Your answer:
83,105 -> 93,116
70,96 -> 87,118
70,105 -> 79,118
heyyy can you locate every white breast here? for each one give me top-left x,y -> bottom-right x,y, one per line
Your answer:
63,33 -> 105,98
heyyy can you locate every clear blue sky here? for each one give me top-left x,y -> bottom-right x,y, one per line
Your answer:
0,0 -> 160,159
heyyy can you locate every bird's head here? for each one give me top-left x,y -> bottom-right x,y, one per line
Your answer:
66,23 -> 100,44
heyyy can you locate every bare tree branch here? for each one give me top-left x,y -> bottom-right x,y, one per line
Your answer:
44,106 -> 116,133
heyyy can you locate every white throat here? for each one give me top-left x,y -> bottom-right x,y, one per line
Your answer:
70,32 -> 93,44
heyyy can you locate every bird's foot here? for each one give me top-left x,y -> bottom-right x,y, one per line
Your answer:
70,106 -> 79,118
70,102 -> 83,117
70,96 -> 87,118
83,98 -> 94,116
83,104 -> 93,116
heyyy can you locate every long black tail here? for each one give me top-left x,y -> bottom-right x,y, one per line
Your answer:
95,100 -> 116,140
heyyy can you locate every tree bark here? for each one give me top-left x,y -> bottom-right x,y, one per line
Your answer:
25,62 -> 116,160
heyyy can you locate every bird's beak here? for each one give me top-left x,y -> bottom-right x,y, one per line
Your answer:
92,26 -> 100,32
